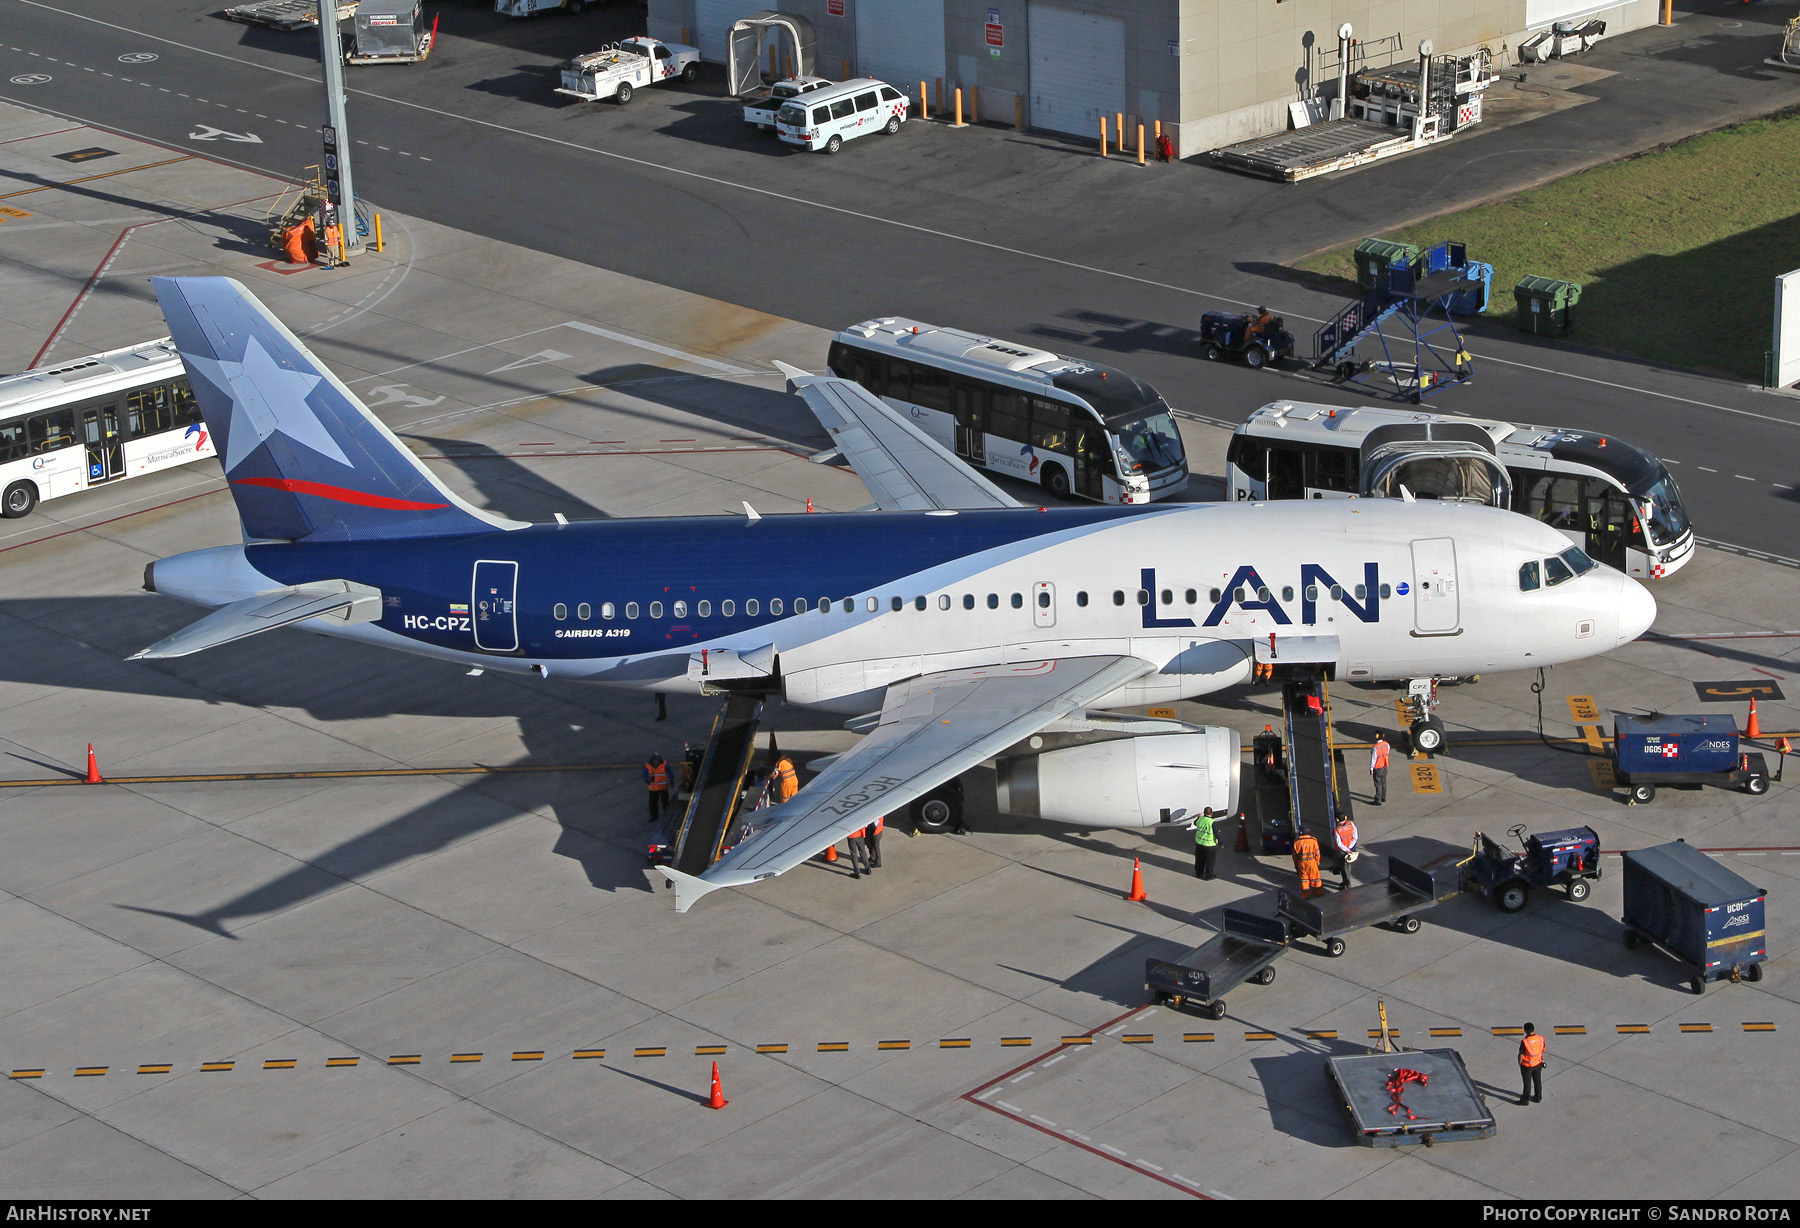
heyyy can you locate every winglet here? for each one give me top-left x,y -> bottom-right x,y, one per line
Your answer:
772,359 -> 811,393
656,866 -> 728,914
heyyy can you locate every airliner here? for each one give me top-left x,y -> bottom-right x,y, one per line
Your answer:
134,278 -> 1655,911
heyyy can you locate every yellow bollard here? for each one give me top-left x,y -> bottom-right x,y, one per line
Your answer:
953,87 -> 964,127
1661,0 -> 1673,23
920,80 -> 928,120
1154,119 -> 1161,141
1116,112 -> 1124,148
1099,115 -> 1108,157
1137,124 -> 1145,166
373,212 -> 384,253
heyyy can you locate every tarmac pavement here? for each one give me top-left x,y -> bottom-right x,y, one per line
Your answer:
0,100 -> 1798,1199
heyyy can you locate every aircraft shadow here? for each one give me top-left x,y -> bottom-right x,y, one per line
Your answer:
407,433 -> 611,522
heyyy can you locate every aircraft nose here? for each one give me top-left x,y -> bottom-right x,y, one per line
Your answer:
1617,575 -> 1657,645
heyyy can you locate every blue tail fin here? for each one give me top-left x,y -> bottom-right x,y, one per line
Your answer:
151,276 -> 521,542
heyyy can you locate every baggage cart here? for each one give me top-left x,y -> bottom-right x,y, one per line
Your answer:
1146,908 -> 1291,1020
223,0 -> 357,31
1278,852 -> 1462,957
1613,713 -> 1777,804
1621,840 -> 1768,993
1326,1049 -> 1496,1146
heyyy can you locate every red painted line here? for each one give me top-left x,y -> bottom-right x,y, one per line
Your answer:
1601,846 -> 1800,856
961,1007 -> 1205,1199
0,488 -> 223,554
416,447 -> 791,460
1645,632 -> 1800,641
232,477 -> 448,511
1752,667 -> 1787,679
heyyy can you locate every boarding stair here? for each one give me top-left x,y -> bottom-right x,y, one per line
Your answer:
1312,240 -> 1485,402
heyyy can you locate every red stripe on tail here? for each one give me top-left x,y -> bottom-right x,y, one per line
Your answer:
232,477 -> 449,511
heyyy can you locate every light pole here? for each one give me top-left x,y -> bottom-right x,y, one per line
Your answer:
318,6 -> 361,255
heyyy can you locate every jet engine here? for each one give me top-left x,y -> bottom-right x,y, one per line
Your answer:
994,728 -> 1241,829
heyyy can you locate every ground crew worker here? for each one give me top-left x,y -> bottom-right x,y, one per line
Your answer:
768,752 -> 798,804
866,814 -> 884,869
1292,827 -> 1323,897
1331,814 -> 1359,888
1244,307 -> 1275,342
1370,734 -> 1391,806
1192,807 -> 1219,881
1518,1022 -> 1545,1105
846,824 -> 872,878
643,753 -> 670,824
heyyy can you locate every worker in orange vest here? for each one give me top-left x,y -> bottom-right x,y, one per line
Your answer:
1370,734 -> 1391,806
1517,1022 -> 1545,1105
846,823 -> 872,878
1331,814 -> 1359,889
866,814 -> 884,869
1292,827 -> 1323,897
768,753 -> 798,804
643,753 -> 671,824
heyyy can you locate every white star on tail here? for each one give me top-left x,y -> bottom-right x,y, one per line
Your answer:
189,335 -> 350,474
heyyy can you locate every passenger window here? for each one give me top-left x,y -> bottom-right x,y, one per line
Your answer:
1113,591 -> 1126,606
794,598 -> 808,613
1185,589 -> 1197,604
1037,591 -> 1050,608
654,45 -> 671,59
1256,587 -> 1271,602
170,381 -> 203,426
1161,589 -> 1173,606
1354,584 -> 1366,600
1030,398 -> 1071,452
820,597 -> 832,612
854,91 -> 878,112
577,603 -> 591,620
1282,586 -> 1294,602
914,596 -> 927,611
891,596 -> 904,612
554,603 -> 567,620
722,599 -> 735,616
867,597 -> 878,612
626,602 -> 640,619
768,598 -> 783,615
1209,589 -> 1221,603
987,593 -> 999,609
882,360 -> 912,401
939,595 -> 950,610
1379,583 -> 1391,599
963,594 -> 975,609
830,98 -> 855,120
650,601 -> 663,618
1011,593 -> 1024,609
28,408 -> 75,452
1137,590 -> 1150,606
1076,591 -> 1088,607
1304,586 -> 1318,602
1234,588 -> 1246,604
811,105 -> 829,125
1329,585 -> 1342,601
673,601 -> 688,618
746,599 -> 760,616
698,600 -> 711,617
1519,561 -> 1541,591
1544,555 -> 1574,587
602,602 -> 615,620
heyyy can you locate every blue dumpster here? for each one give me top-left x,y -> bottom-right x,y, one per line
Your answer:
1621,840 -> 1767,992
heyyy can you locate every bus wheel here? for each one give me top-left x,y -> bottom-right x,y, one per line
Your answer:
1042,464 -> 1071,500
2,481 -> 37,519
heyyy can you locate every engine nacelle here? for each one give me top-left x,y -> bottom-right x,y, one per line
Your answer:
994,729 -> 1241,829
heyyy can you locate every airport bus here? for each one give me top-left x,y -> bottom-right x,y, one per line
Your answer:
0,339 -> 213,518
1224,401 -> 1694,579
827,318 -> 1188,505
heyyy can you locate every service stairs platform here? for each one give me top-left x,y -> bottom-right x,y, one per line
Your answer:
669,693 -> 764,876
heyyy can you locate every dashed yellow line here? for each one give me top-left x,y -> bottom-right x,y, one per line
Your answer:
1617,1025 -> 1651,1035
999,1037 -> 1033,1047
876,1040 -> 910,1051
1184,1033 -> 1214,1043
1744,1022 -> 1778,1032
73,1066 -> 106,1077
1121,1034 -> 1154,1045
1305,1030 -> 1338,1040
938,1038 -> 969,1049
1679,1023 -> 1713,1034
1429,1028 -> 1464,1037
1553,1026 -> 1587,1036
633,1047 -> 666,1058
137,1064 -> 172,1075
387,1055 -> 420,1066
1059,1036 -> 1093,1046
755,1044 -> 788,1054
262,1059 -> 297,1070
1245,1031 -> 1278,1042
200,1061 -> 234,1072
0,762 -> 638,790
451,1052 -> 484,1063
10,1069 -> 44,1079
573,1049 -> 605,1060
694,1045 -> 727,1056
816,1042 -> 849,1053
511,1051 -> 544,1062
325,1057 -> 359,1068
1492,1027 -> 1525,1037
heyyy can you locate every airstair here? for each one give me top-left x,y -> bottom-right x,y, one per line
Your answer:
669,694 -> 765,876
1313,240 -> 1486,402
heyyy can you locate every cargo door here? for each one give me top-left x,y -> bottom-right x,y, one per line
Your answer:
1410,538 -> 1460,635
1028,3 -> 1126,138
855,0 -> 946,95
472,559 -> 518,653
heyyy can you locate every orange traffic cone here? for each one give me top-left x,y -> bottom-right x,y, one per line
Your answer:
1125,856 -> 1149,902
1746,698 -> 1762,740
707,1061 -> 728,1109
84,743 -> 101,785
824,843 -> 838,862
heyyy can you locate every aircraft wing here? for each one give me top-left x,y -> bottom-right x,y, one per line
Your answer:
775,361 -> 1020,511
131,580 -> 382,659
657,655 -> 1152,912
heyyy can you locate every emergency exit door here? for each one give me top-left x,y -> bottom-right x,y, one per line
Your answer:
473,560 -> 518,653
1032,581 -> 1056,628
1410,538 -> 1460,635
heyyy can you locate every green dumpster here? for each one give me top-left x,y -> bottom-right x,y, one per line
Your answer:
1514,275 -> 1582,335
1354,238 -> 1421,291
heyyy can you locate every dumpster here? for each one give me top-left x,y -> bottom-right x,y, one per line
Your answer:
1354,238 -> 1420,291
1621,840 -> 1767,993
1514,275 -> 1580,335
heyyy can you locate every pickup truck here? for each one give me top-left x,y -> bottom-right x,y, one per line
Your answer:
555,37 -> 701,105
743,76 -> 832,132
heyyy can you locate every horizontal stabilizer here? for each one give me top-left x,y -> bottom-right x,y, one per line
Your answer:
131,580 -> 382,659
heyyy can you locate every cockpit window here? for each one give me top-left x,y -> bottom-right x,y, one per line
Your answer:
1518,561 -> 1540,591
1559,546 -> 1596,576
1543,555 -> 1573,587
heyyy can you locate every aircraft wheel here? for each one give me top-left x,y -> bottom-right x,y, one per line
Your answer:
910,780 -> 964,833
1410,718 -> 1445,754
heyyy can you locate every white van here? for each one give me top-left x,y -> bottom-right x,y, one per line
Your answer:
776,78 -> 909,153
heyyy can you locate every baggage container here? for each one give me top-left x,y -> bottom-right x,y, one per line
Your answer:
1621,840 -> 1767,992
1615,713 -> 1738,776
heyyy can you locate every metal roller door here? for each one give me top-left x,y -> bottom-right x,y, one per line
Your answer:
694,0 -> 768,64
1028,3 -> 1125,137
855,0 -> 946,93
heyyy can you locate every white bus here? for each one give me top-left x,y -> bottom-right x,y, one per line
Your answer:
827,318 -> 1188,505
1225,401 -> 1694,579
0,338 -> 214,518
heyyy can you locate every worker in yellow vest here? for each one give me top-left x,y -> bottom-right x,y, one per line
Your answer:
1192,807 -> 1219,881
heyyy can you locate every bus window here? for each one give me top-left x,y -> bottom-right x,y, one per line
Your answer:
28,408 -> 75,452
1225,434 -> 1267,484
883,359 -> 912,400
1310,446 -> 1358,493
1521,474 -> 1580,529
1030,398 -> 1070,452
909,366 -> 949,412
0,418 -> 26,463
1269,446 -> 1304,498
171,381 -> 202,426
987,390 -> 1028,441
127,384 -> 173,437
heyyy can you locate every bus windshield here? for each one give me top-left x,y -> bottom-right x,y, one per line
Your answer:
1630,469 -> 1690,545
1110,410 -> 1183,475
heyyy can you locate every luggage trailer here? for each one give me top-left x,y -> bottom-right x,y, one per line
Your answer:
1146,908 -> 1291,1020
1278,852 -> 1465,957
1327,1049 -> 1497,1147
